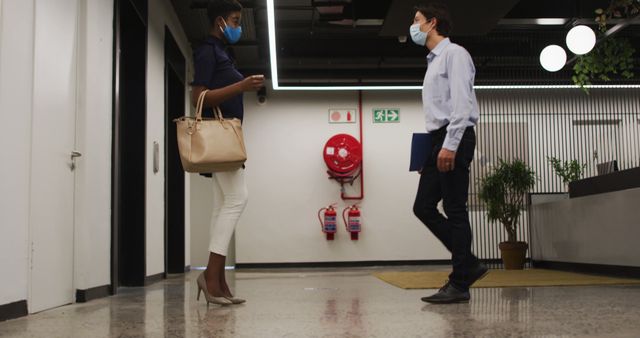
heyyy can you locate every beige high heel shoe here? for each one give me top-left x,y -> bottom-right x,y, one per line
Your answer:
197,272 -> 233,306
225,296 -> 246,305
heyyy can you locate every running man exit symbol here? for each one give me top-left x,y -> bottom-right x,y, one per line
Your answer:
373,109 -> 400,123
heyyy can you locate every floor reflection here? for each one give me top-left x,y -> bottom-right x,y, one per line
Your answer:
2,268 -> 640,337
196,305 -> 236,337
164,277 -> 186,337
421,287 -> 534,337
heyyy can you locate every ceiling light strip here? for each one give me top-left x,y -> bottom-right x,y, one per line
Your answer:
272,85 -> 640,91
267,0 -> 280,89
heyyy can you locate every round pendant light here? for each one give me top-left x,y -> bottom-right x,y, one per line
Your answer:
566,25 -> 597,55
540,45 -> 567,72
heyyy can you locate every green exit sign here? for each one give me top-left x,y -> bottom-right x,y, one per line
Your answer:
373,109 -> 400,123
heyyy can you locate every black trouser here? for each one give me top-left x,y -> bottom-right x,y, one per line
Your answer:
413,126 -> 478,292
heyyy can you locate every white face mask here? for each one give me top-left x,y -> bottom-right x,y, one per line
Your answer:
409,20 -> 433,46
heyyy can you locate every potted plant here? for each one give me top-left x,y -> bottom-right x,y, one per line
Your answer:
478,159 -> 537,270
547,156 -> 586,192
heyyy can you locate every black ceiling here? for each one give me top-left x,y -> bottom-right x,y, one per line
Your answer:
172,0 -> 640,86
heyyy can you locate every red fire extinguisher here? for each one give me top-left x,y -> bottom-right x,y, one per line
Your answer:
343,205 -> 361,240
318,204 -> 338,240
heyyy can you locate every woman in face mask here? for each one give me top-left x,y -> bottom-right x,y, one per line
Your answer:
190,0 -> 264,306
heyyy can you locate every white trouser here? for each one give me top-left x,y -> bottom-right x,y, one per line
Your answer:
209,168 -> 248,256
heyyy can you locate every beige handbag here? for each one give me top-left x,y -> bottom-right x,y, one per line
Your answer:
174,90 -> 247,173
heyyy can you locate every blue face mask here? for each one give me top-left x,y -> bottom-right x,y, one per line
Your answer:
410,23 -> 427,46
221,20 -> 242,44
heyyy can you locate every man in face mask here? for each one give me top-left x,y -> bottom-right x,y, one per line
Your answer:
410,2 -> 487,304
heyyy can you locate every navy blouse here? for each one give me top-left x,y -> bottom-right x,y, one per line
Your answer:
191,36 -> 244,121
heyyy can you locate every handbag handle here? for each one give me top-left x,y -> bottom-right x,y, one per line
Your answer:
214,107 -> 225,121
195,89 -> 225,122
195,89 -> 208,121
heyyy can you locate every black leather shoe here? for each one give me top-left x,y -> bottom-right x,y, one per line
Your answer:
469,262 -> 489,286
421,283 -> 470,304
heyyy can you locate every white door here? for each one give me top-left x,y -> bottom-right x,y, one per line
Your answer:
28,0 -> 79,313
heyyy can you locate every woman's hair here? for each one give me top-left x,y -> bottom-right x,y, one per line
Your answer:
207,0 -> 243,26
414,2 -> 452,37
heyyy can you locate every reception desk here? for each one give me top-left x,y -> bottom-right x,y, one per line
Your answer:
569,167 -> 640,198
530,168 -> 640,276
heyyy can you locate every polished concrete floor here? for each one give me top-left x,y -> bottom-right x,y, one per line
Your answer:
2,267 -> 640,337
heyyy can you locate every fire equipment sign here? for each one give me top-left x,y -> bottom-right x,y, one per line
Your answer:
328,109 -> 357,124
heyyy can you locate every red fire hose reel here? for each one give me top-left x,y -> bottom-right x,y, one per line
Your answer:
323,134 -> 362,181
317,93 -> 365,241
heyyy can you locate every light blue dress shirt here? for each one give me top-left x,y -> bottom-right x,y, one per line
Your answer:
422,38 -> 479,151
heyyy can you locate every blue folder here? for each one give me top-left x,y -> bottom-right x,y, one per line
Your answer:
409,133 -> 432,172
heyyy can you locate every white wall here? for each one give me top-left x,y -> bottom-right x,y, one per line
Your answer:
0,0 -> 35,306
0,0 -> 200,310
1,0 -> 196,310
0,0 -> 113,309
146,0 -> 193,276
188,87 -> 640,265
233,88 -> 448,264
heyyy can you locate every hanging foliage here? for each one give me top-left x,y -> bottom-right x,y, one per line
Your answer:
572,0 -> 638,92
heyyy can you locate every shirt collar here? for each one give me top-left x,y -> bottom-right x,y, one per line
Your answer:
205,35 -> 225,47
427,37 -> 451,61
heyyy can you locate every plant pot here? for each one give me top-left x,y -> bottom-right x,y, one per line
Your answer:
499,241 -> 528,270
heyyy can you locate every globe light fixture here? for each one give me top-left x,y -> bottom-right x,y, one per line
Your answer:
540,45 -> 567,72
566,25 -> 596,55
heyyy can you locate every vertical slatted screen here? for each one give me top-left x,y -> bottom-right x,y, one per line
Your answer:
471,89 -> 640,266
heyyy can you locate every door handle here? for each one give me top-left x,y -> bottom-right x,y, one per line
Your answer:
71,151 -> 82,171
153,142 -> 159,174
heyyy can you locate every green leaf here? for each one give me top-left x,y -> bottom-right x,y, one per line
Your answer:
478,159 -> 536,236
